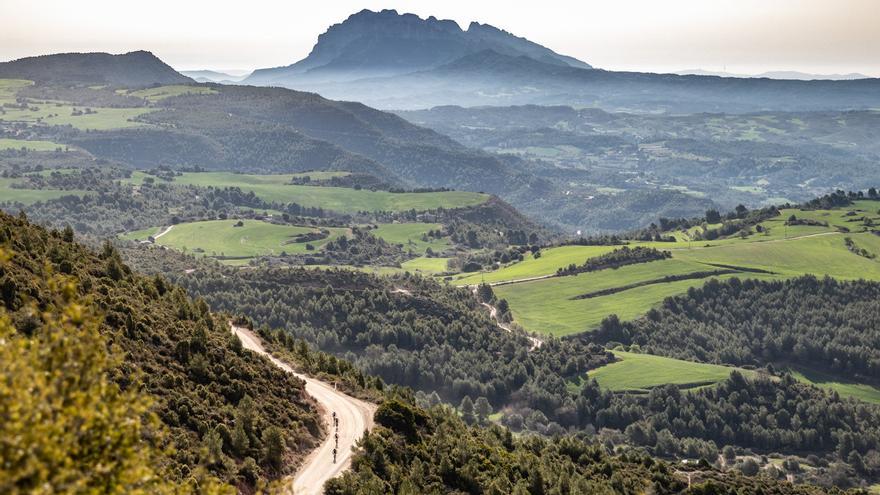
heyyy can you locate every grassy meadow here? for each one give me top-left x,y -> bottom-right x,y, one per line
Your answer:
0,177 -> 88,205
121,219 -> 348,259
125,85 -> 217,101
789,366 -> 880,405
368,222 -> 450,254
0,138 -> 66,151
586,351 -> 756,392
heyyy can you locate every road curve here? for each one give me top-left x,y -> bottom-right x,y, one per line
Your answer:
230,324 -> 376,495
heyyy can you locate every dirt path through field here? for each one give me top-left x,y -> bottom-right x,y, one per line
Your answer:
153,225 -> 174,239
230,324 -> 375,495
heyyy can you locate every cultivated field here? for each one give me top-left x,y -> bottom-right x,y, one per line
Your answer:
479,205 -> 880,337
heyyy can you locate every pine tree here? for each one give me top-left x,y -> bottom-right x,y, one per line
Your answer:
460,395 -> 476,425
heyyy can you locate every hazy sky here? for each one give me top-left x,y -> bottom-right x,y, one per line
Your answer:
2,0 -> 878,76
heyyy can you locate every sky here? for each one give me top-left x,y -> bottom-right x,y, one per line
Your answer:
1,0 -> 878,76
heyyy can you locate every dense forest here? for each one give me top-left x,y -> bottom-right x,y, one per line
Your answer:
588,276 -> 880,380
167,263 -> 611,409
326,395 -> 847,495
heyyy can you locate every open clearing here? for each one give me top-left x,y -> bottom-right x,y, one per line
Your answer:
121,219 -> 348,259
0,138 -> 66,151
401,256 -> 450,274
0,78 -> 154,130
0,177 -> 88,205
368,222 -> 450,254
125,171 -> 489,213
587,351 -> 757,392
125,85 -> 217,101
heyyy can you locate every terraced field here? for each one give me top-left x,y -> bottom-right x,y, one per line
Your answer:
121,219 -> 348,260
126,172 -> 489,213
587,351 -> 757,392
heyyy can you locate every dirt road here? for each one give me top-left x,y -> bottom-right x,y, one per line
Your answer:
230,324 -> 375,495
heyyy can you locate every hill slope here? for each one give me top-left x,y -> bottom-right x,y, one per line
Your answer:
0,211 -> 321,490
0,51 -> 192,86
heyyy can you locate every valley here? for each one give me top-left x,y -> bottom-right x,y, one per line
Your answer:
3,9 -> 880,492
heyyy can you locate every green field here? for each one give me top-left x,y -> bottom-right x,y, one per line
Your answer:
453,245 -> 619,285
0,79 -> 32,103
587,351 -> 756,392
125,172 -> 489,213
0,177 -> 88,205
485,205 -> 880,337
776,203 -> 880,231
453,223 -> 837,287
789,366 -> 880,405
121,220 -> 348,259
126,85 -> 217,101
495,258 -> 777,336
0,138 -> 65,151
0,78 -> 154,130
0,102 -> 153,130
368,223 -> 450,254
401,256 -> 451,274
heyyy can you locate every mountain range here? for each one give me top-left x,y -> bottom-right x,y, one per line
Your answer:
675,68 -> 872,80
243,10 -> 880,113
179,69 -> 250,84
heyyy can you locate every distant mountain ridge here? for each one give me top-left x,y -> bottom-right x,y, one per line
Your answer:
244,9 -> 880,113
0,51 -> 192,86
180,69 -> 250,84
675,68 -> 872,80
245,9 -> 589,85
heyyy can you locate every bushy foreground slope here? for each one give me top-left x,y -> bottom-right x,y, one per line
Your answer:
0,211 -> 321,490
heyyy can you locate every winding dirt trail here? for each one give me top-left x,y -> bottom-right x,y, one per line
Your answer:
230,324 -> 375,495
153,225 -> 174,240
469,287 -> 543,351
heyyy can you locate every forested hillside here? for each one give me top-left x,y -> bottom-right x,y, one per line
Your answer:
590,276 -> 880,378
0,211 -> 323,491
326,397 -> 843,494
